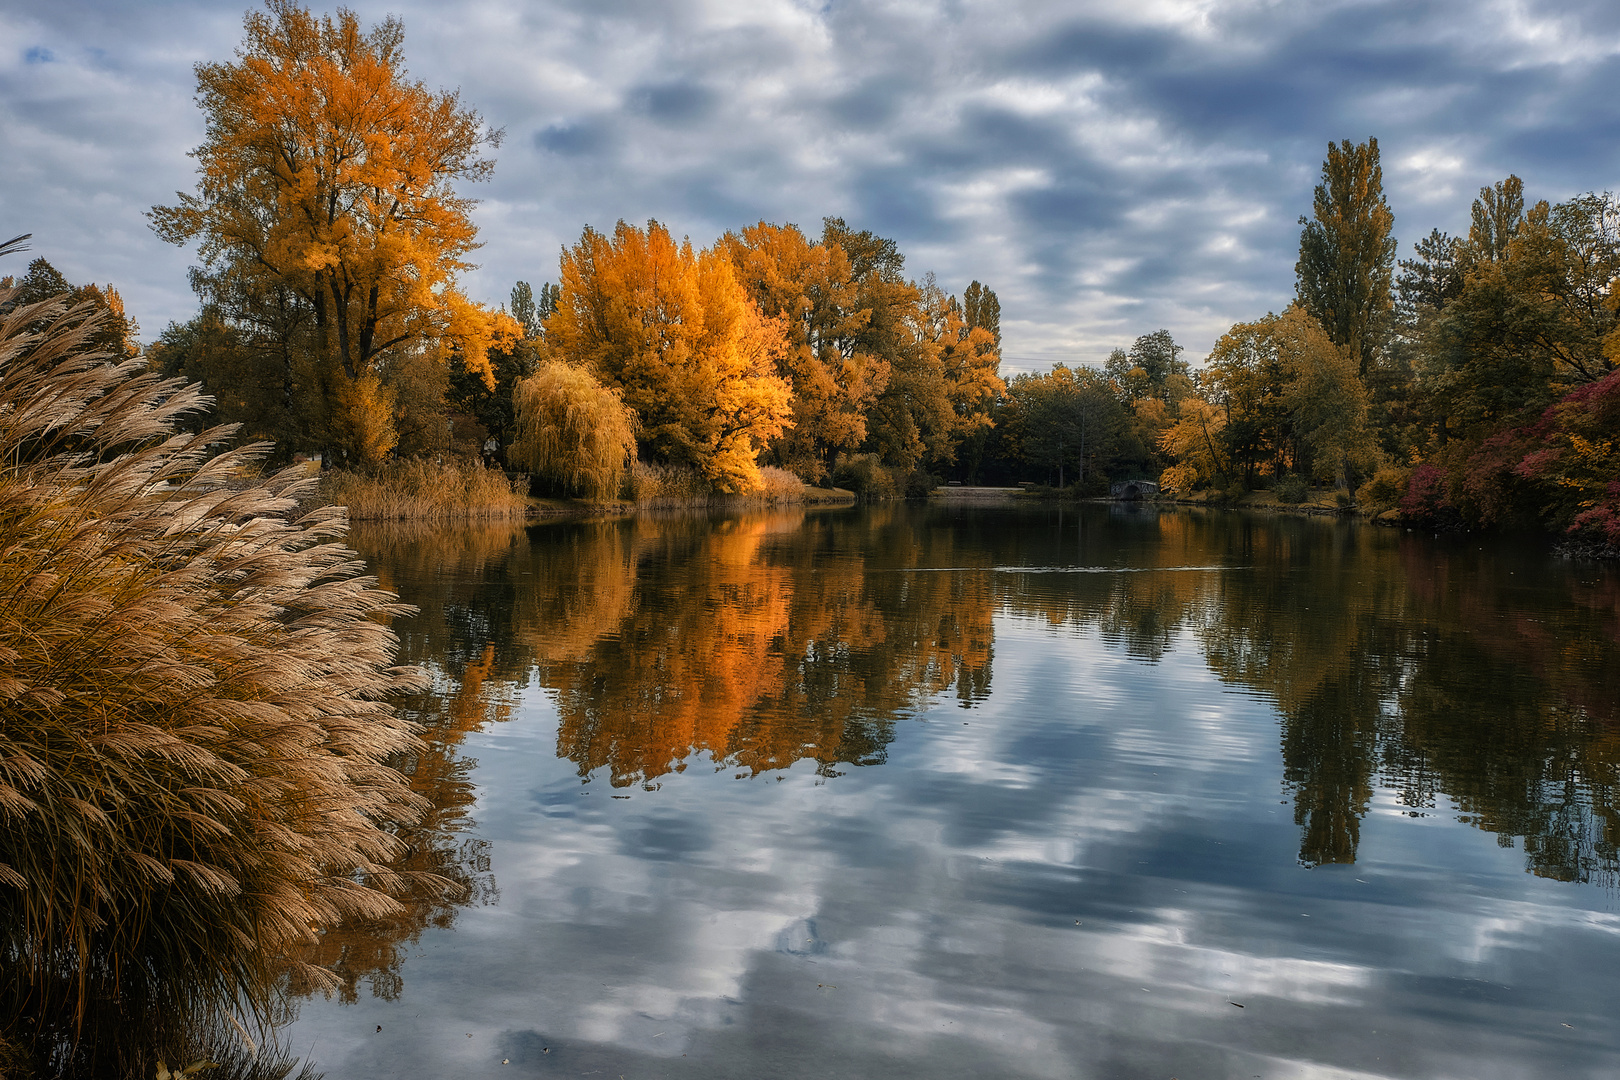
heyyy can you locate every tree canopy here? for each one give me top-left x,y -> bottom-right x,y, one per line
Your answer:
150,0 -> 515,464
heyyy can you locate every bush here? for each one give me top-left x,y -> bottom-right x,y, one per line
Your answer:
0,289 -> 442,1072
1355,465 -> 1410,516
1275,474 -> 1309,504
1400,461 -> 1463,530
904,468 -> 939,499
832,453 -> 901,501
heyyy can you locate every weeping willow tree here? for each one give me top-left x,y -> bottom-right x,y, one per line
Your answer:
0,283 -> 450,1076
510,360 -> 637,500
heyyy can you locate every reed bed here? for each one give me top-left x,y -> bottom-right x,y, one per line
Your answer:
630,461 -> 848,508
0,289 -> 443,1076
315,457 -> 528,520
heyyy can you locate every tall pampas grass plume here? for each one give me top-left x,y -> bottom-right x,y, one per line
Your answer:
0,284 -> 447,1073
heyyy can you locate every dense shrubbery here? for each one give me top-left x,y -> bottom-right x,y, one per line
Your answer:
1275,474 -> 1310,504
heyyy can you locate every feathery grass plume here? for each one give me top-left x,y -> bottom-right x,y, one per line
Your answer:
314,457 -> 528,520
0,286 -> 445,1075
510,360 -> 637,501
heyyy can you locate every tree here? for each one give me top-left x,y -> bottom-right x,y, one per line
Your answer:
963,280 -> 1001,348
0,257 -> 139,361
545,220 -> 793,492
510,361 -> 637,500
509,280 -> 559,341
1415,190 -> 1620,444
721,221 -> 888,482
925,276 -> 1005,465
1007,364 -> 1126,488
1203,313 -> 1293,486
1277,307 -> 1377,489
148,307 -> 309,450
1105,329 -> 1191,404
1158,398 -> 1229,494
149,0 -> 514,464
1397,229 -> 1466,316
820,218 -> 950,476
1296,138 -> 1396,376
1466,175 -> 1525,265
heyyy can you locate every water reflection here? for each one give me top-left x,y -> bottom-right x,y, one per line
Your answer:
354,509 -> 996,788
280,506 -> 1620,1076
352,509 -> 1620,892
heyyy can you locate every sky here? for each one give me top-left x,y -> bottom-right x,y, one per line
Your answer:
4,0 -> 1620,373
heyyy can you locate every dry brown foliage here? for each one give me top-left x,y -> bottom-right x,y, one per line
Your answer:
0,288 -> 443,1071
314,456 -> 528,520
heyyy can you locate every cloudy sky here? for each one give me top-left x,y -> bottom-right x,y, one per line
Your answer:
5,0 -> 1620,371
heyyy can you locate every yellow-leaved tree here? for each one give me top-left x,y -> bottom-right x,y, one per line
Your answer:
545,221 -> 794,493
721,222 -> 889,482
150,0 -> 517,465
510,361 -> 638,500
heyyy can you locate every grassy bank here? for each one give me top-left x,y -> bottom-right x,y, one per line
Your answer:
314,461 -> 855,521
314,458 -> 529,520
630,462 -> 854,509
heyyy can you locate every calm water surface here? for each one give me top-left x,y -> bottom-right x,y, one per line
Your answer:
285,504 -> 1620,1079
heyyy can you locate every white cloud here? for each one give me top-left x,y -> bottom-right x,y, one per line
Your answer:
5,0 -> 1619,370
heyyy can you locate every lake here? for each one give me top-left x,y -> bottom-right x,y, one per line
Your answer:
283,503 -> 1620,1078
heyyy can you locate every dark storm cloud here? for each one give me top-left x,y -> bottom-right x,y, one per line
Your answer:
535,119 -> 616,157
824,76 -> 911,130
629,81 -> 717,125
5,0 -> 1620,367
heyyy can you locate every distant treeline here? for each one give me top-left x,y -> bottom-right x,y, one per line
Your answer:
1151,139 -> 1619,553
13,0 -> 1616,539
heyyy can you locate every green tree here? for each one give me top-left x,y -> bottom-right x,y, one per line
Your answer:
963,280 -> 1001,348
1466,174 -> 1525,265
509,280 -> 558,340
1296,137 -> 1396,377
1104,329 -> 1191,404
1,257 -> 140,361
1416,190 -> 1620,445
1006,365 -> 1129,488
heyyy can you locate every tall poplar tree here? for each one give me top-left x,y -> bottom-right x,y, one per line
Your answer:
1296,137 -> 1396,377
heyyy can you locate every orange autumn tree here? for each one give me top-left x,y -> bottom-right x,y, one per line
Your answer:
721,222 -> 889,482
545,221 -> 794,492
150,0 -> 515,465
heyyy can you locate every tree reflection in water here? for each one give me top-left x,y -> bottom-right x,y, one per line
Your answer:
322,505 -> 1620,1009
996,508 -> 1620,880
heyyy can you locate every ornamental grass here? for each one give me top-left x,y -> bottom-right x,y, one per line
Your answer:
0,287 -> 447,1075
